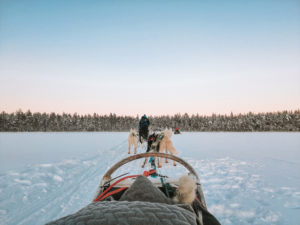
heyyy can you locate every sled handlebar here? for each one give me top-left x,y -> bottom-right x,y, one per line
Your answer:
102,152 -> 199,180
98,152 -> 207,209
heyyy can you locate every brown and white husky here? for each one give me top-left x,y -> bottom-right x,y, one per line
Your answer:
142,128 -> 178,168
128,129 -> 138,154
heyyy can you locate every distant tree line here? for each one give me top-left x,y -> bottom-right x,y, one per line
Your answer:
0,110 -> 299,132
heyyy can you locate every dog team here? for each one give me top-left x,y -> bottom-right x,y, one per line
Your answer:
127,115 -> 198,206
128,114 -> 179,168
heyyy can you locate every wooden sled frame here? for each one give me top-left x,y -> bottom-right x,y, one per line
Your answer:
96,152 -> 207,209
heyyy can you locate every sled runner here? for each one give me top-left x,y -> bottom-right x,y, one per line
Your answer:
46,153 -> 221,225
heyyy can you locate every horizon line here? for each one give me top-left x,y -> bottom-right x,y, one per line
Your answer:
1,108 -> 299,118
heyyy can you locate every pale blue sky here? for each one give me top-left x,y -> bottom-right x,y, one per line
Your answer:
0,0 -> 299,116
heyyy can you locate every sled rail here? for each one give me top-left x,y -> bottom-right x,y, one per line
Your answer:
100,153 -> 207,208
103,153 -> 197,179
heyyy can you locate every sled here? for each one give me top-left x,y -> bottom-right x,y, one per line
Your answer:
47,153 -> 221,225
94,153 -> 206,207
91,153 -> 222,225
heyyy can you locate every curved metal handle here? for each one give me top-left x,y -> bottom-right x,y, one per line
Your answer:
96,152 -> 207,209
102,152 -> 199,180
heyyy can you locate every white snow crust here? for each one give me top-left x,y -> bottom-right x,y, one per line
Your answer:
0,132 -> 299,225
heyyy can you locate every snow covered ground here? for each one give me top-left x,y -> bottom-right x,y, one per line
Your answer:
0,132 -> 299,225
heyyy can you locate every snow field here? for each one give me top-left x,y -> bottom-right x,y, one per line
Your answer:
0,133 -> 299,225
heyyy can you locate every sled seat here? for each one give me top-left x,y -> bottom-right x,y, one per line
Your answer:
46,176 -> 220,225
46,176 -> 197,225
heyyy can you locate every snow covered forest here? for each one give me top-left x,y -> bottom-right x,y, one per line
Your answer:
0,110 -> 299,132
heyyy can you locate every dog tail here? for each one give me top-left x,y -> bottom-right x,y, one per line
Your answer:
166,141 -> 179,155
169,146 -> 179,155
162,136 -> 178,155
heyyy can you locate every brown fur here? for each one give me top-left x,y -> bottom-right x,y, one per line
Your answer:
142,128 -> 179,168
128,129 -> 138,154
158,130 -> 178,167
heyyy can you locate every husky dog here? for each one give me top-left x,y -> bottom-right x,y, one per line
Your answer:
173,175 -> 196,204
142,128 -> 178,168
161,128 -> 174,163
128,129 -> 138,154
158,128 -> 178,167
